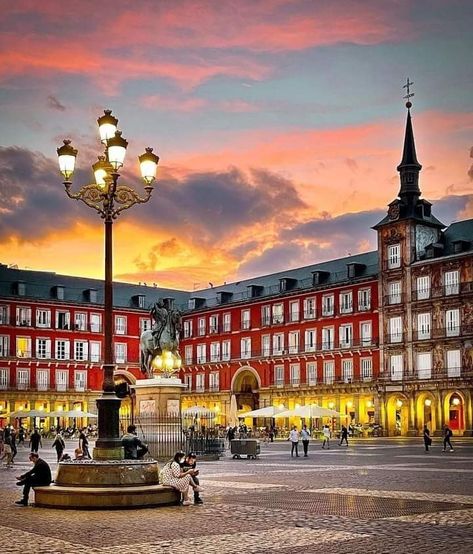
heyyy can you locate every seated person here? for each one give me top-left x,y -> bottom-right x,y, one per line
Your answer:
15,452 -> 52,506
74,448 -> 85,460
121,425 -> 148,460
160,451 -> 202,506
181,452 -> 203,504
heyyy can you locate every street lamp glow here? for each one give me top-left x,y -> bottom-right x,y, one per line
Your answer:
139,147 -> 160,185
57,139 -> 77,180
97,109 -> 118,143
424,398 -> 432,407
396,399 -> 403,408
107,131 -> 128,170
92,156 -> 111,188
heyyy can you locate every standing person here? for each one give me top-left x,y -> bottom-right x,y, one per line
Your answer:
423,425 -> 432,452
339,425 -> 349,447
18,426 -> 25,447
52,432 -> 65,462
15,453 -> 52,506
0,433 -> 13,468
181,452 -> 203,504
322,425 -> 331,449
442,425 -> 454,452
10,428 -> 17,463
289,426 -> 300,457
121,425 -> 148,460
29,428 -> 42,454
301,425 -> 310,457
78,427 -> 91,459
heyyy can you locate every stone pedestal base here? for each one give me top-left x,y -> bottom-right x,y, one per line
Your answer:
93,446 -> 124,460
406,428 -> 419,437
132,376 -> 186,415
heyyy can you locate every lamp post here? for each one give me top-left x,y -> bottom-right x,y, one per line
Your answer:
57,110 -> 159,459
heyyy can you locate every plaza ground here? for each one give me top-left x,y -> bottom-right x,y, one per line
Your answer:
1,437 -> 473,553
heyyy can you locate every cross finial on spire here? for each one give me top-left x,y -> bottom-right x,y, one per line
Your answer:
403,77 -> 414,109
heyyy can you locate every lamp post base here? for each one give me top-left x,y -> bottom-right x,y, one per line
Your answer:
95,393 -> 123,460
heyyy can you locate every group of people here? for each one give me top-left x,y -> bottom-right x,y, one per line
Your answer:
288,424 -> 349,456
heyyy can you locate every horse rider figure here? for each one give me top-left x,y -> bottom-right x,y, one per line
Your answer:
150,300 -> 168,353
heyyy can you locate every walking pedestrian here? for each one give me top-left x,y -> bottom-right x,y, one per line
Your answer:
15,453 -> 52,506
18,426 -> 25,446
52,432 -> 66,462
339,425 -> 349,446
301,425 -> 310,457
289,426 -> 300,457
0,433 -> 13,468
442,425 -> 454,452
29,428 -> 42,454
423,425 -> 432,452
79,427 -> 91,459
322,425 -> 331,449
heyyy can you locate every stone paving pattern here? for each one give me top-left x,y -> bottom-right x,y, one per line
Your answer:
1,437 -> 473,553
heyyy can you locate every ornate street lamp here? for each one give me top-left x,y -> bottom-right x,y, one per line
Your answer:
57,110 -> 159,459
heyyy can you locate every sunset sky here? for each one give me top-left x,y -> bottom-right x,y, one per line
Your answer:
1,0 -> 472,290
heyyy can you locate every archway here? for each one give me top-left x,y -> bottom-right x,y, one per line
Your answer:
416,392 -> 437,434
386,394 -> 409,436
231,366 -> 260,414
114,371 -> 136,418
444,391 -> 465,434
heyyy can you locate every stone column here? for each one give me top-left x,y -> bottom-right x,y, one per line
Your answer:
463,390 -> 473,437
407,392 -> 418,436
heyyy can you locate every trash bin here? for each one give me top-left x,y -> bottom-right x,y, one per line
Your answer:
230,439 -> 260,459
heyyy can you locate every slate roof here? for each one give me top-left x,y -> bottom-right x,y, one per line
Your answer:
443,219 -> 473,254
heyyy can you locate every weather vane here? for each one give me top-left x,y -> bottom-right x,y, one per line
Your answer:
403,77 -> 414,108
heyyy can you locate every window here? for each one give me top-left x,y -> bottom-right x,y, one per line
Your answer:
75,312 -> 87,331
223,313 -> 231,332
185,345 -> 193,365
445,309 -> 460,337
17,368 -> 30,390
16,306 -> 31,326
115,316 -> 127,335
272,333 -> 284,355
307,363 -> 317,385
56,310 -> 70,330
339,324 -> 352,348
36,309 -> 51,328
417,313 -> 431,340
36,338 -> 51,359
447,350 -> 461,378
304,329 -> 316,352
240,337 -> 251,359
288,331 -> 299,354
274,365 -> 284,386
290,363 -> 300,385
74,340 -> 88,361
36,369 -> 49,391
140,318 -> 152,333
261,335 -> 271,356
183,320 -> 193,338
342,359 -> 353,383
0,368 -> 9,389
0,305 -> 9,325
361,357 -> 372,381
115,343 -> 127,363
209,315 -> 219,334
90,341 -> 101,362
0,336 -> 9,357
196,344 -> 206,364
261,305 -> 271,326
56,370 -> 68,392
289,301 -> 300,322
444,270 -> 459,295
55,339 -> 70,360
322,295 -> 334,316
388,281 -> 401,304
390,354 -> 403,381
241,309 -> 251,330
272,304 -> 284,324
16,337 -> 31,358
222,340 -> 231,361
90,313 -> 101,332
323,361 -> 335,384
209,372 -> 219,391
184,374 -> 192,391
322,327 -> 334,350
303,298 -> 316,319
389,317 -> 403,343
198,317 -> 206,336
358,289 -> 371,311
417,352 -> 432,379
196,373 -> 205,392
74,370 -> 87,392
340,291 -> 353,314
210,342 -> 220,362
360,322 -> 372,346
387,244 -> 401,269
416,276 -> 430,300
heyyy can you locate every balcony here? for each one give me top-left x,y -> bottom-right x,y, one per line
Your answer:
340,302 -> 353,314
358,303 -> 371,312
303,310 -> 316,320
379,367 -> 472,382
240,321 -> 251,331
209,384 -> 220,392
387,333 -> 403,344
209,325 -> 220,335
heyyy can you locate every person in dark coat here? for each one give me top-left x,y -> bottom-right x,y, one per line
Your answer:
52,432 -> 66,461
181,452 -> 203,504
339,425 -> 349,446
15,453 -> 52,506
29,428 -> 42,453
442,425 -> 454,452
10,428 -> 18,462
423,425 -> 432,452
78,428 -> 91,459
121,425 -> 148,460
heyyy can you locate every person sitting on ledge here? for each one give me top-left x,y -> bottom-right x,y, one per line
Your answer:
74,448 -> 85,460
121,425 -> 149,460
160,450 -> 203,506
15,452 -> 52,506
181,452 -> 203,504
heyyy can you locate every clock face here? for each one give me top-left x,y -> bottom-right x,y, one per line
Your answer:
388,204 -> 400,220
416,226 -> 438,256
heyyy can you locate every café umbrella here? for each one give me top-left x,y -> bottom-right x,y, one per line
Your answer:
239,406 -> 287,418
275,405 -> 342,419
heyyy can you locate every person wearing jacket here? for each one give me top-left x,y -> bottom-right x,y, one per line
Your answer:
15,453 -> 52,506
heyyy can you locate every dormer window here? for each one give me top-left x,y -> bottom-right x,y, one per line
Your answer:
14,281 -> 26,296
133,294 -> 146,308
84,288 -> 97,303
279,278 -> 297,292
52,285 -> 65,300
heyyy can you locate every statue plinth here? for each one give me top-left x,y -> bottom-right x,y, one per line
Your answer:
132,375 -> 186,416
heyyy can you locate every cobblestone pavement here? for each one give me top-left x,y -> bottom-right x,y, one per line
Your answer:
1,437 -> 472,553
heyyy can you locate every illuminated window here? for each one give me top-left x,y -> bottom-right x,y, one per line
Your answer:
16,337 -> 31,358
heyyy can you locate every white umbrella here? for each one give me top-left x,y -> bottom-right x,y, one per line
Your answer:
275,405 -> 342,418
182,406 -> 216,417
6,410 -> 52,418
229,394 -> 238,427
239,406 -> 286,418
49,410 -> 97,418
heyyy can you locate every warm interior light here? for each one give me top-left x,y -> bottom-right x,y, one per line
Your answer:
328,401 -> 335,409
346,401 -> 353,409
97,109 -> 118,143
57,139 -> 77,180
279,404 -> 285,409
424,398 -> 432,407
57,406 -> 63,412
451,397 -> 460,406
215,404 -> 220,412
107,131 -> 128,170
396,399 -> 403,408
366,400 -> 373,408
139,147 -> 159,185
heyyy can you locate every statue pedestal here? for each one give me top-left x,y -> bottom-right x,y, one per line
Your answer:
132,375 -> 187,416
